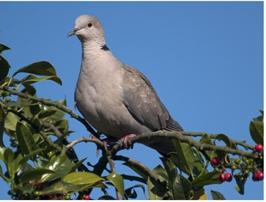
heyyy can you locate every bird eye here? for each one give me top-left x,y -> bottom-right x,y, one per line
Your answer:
88,23 -> 92,28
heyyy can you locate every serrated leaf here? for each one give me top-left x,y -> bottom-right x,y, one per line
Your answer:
107,172 -> 125,197
16,122 -> 36,155
249,120 -> 263,144
211,190 -> 225,200
63,172 -> 103,186
0,56 -> 10,81
0,44 -> 10,53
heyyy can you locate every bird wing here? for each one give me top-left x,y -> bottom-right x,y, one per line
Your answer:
122,65 -> 183,132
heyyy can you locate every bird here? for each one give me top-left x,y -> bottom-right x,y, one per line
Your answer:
69,15 -> 183,155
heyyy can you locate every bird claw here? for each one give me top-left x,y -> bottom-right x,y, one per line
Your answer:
119,134 -> 136,149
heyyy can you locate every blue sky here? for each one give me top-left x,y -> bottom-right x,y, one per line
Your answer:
0,1 -> 263,200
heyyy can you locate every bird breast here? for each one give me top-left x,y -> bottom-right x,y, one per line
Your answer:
75,50 -> 149,137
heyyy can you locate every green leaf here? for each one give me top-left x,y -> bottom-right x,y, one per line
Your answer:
169,139 -> 204,177
147,177 -> 166,200
16,122 -> 36,155
192,170 -> 221,187
21,74 -> 62,85
0,44 -> 10,53
107,172 -> 125,197
199,192 -> 208,200
19,168 -> 55,184
21,83 -> 36,95
12,61 -> 60,79
249,120 -> 263,144
4,112 -> 19,132
0,105 -> 5,146
234,174 -> 248,195
0,56 -> 10,81
38,109 -> 57,119
161,157 -> 186,199
211,190 -> 225,200
38,181 -> 89,195
42,154 -> 75,182
63,172 -> 103,186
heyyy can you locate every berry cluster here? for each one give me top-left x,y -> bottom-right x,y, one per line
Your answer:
210,144 -> 263,183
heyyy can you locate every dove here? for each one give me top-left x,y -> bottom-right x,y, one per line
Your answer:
69,15 -> 183,155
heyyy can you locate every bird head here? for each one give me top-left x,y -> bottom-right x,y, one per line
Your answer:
68,15 -> 105,43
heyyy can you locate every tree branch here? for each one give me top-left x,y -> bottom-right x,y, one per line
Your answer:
111,131 -> 257,158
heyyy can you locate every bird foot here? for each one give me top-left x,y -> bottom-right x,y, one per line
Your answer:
119,134 -> 136,149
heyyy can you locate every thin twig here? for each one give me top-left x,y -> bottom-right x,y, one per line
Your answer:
113,155 -> 158,182
182,131 -> 254,150
66,136 -> 105,150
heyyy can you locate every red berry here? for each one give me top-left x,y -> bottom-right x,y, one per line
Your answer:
224,173 -> 232,182
210,157 -> 220,167
83,195 -> 91,200
219,173 -> 226,182
253,170 -> 264,181
255,144 -> 263,152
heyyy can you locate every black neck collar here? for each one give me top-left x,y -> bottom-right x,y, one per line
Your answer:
101,44 -> 109,51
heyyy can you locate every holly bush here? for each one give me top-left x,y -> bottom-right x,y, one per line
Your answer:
0,44 -> 263,199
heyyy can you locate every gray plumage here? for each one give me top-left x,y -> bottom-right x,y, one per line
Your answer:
70,15 -> 183,155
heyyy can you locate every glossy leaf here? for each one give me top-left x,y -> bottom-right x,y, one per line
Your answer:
211,190 -> 225,200
0,44 -> 10,53
20,168 -> 55,183
21,74 -> 62,85
249,120 -> 263,144
169,139 -> 204,177
38,181 -> 88,195
16,122 -> 36,155
13,61 -> 56,76
192,170 -> 221,187
0,56 -> 10,81
42,154 -> 75,182
63,172 -> 103,186
107,172 -> 125,197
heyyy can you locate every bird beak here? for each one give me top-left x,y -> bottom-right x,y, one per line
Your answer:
68,28 -> 78,37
